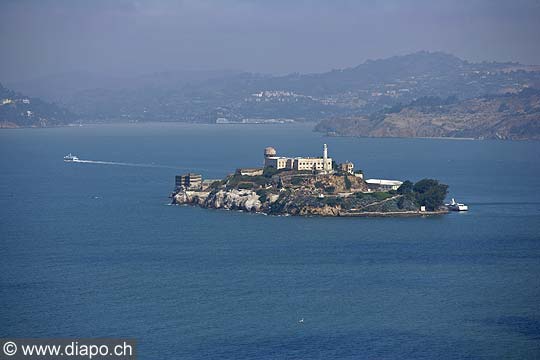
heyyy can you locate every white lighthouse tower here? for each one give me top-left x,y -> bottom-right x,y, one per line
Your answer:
323,144 -> 329,172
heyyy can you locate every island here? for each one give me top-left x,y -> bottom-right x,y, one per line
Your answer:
171,145 -> 449,217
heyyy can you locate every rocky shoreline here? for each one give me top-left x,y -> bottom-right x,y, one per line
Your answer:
171,183 -> 448,218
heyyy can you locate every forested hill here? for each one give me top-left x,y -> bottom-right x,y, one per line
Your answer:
4,52 -> 540,138
9,52 -> 540,126
0,83 -> 74,128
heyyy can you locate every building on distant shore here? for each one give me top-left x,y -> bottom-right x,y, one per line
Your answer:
263,144 -> 333,173
176,173 -> 202,190
365,179 -> 403,192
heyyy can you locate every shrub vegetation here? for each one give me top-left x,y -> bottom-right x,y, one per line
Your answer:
412,178 -> 448,210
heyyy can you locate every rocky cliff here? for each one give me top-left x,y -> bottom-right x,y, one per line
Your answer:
173,186 -> 427,217
173,189 -> 262,212
316,88 -> 540,140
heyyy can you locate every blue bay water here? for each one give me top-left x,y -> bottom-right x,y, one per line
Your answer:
1,123 -> 540,359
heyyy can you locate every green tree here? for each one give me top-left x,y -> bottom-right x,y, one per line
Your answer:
397,180 -> 414,194
256,189 -> 269,203
413,179 -> 448,211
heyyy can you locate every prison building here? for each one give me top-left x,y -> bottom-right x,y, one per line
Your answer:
175,173 -> 203,190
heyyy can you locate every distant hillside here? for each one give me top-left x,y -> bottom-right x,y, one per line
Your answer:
315,88 -> 540,140
7,69 -> 240,103
8,52 -> 540,125
0,83 -> 74,128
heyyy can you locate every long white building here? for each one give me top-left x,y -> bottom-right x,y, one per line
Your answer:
365,179 -> 403,191
264,144 -> 333,173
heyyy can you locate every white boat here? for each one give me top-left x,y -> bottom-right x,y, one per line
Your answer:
446,198 -> 468,211
63,153 -> 79,162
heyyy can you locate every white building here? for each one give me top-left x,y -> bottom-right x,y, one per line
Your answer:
264,145 -> 333,173
365,179 -> 403,192
236,168 -> 264,176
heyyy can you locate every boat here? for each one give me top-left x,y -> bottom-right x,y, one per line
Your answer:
63,153 -> 79,162
446,198 -> 468,211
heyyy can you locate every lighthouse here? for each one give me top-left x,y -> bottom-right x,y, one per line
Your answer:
323,144 -> 329,172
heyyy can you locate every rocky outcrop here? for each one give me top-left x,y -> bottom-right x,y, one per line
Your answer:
173,190 -> 209,206
174,189 -> 262,212
173,187 -> 430,216
205,189 -> 262,212
297,205 -> 341,216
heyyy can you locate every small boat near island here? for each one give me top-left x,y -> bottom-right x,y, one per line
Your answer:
446,198 -> 468,211
63,153 -> 79,162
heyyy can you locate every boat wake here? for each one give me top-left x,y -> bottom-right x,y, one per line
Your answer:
70,158 -> 223,173
73,159 -> 182,170
65,153 -> 223,172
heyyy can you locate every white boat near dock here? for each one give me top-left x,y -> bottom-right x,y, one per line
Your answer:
446,198 -> 468,211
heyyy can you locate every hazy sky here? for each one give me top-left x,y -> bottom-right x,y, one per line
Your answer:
1,0 -> 540,82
